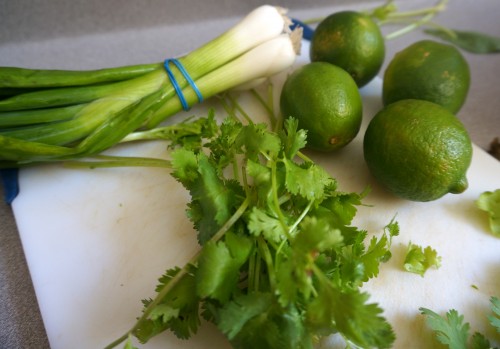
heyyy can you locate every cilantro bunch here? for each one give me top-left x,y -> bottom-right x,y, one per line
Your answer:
107,108 -> 398,349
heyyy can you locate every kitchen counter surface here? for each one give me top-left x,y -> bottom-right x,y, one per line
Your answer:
1,1 -> 499,348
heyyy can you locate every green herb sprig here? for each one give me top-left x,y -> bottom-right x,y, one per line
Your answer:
370,0 -> 500,53
476,189 -> 500,236
403,241 -> 441,277
105,90 -> 400,348
420,296 -> 500,349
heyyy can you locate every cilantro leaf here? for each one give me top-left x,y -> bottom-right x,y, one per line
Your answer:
247,206 -> 286,243
275,217 -> 344,306
217,292 -> 274,340
307,285 -> 395,348
322,191 -> 365,226
147,111 -> 217,152
470,332 -> 493,349
134,266 -> 200,342
295,215 -> 343,253
489,296 -> 500,333
171,150 -> 235,244
476,189 -> 500,236
196,240 -> 241,303
310,202 -> 365,246
224,230 -> 254,266
272,303 -> 313,349
219,293 -> 313,349
424,28 -> 500,54
279,117 -> 307,159
206,117 -> 243,172
403,242 -> 441,277
246,158 -> 274,208
283,158 -> 334,201
235,122 -> 281,160
420,308 -> 470,349
149,304 -> 180,323
196,231 -> 252,304
191,154 -> 233,242
336,246 -> 366,289
361,234 -> 392,281
170,148 -> 198,185
421,298 -> 500,349
246,158 -> 271,186
384,218 -> 400,239
275,255 -> 299,307
360,220 -> 398,281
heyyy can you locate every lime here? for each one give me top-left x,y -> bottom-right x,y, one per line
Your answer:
280,62 -> 363,152
310,11 -> 385,87
363,99 -> 472,202
383,40 -> 470,113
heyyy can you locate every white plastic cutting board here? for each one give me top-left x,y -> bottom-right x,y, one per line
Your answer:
12,41 -> 500,349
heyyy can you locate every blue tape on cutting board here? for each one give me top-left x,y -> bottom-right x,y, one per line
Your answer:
290,18 -> 314,41
1,168 -> 19,204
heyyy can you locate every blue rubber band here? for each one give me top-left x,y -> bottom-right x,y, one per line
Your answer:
163,58 -> 203,111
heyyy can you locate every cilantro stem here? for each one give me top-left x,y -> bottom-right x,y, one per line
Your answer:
254,249 -> 262,291
274,239 -> 288,270
210,196 -> 250,242
266,83 -> 278,132
248,248 -> 257,291
297,150 -> 314,164
380,0 -> 447,21
373,0 -> 448,40
418,19 -> 458,39
257,236 -> 277,290
249,85 -> 277,131
343,336 -> 364,349
270,159 -> 292,240
384,11 -> 436,40
289,199 -> 314,234
218,95 -> 235,119
226,93 -> 254,125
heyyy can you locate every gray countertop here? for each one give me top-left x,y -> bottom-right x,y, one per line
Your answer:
1,1 -> 499,348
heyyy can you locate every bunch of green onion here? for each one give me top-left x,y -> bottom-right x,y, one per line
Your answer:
0,5 -> 301,167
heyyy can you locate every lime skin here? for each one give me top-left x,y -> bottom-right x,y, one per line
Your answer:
363,99 -> 473,202
310,11 -> 385,88
383,40 -> 470,114
280,62 -> 363,152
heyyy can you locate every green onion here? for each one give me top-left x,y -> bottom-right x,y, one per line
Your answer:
0,64 -> 162,89
0,5 -> 301,166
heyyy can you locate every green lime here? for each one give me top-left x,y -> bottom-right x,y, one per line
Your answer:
280,62 -> 363,152
310,11 -> 385,87
363,99 -> 472,202
383,40 -> 470,113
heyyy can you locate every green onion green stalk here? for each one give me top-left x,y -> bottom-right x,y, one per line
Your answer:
0,5 -> 301,167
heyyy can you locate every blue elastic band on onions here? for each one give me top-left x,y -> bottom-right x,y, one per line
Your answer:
163,58 -> 203,111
